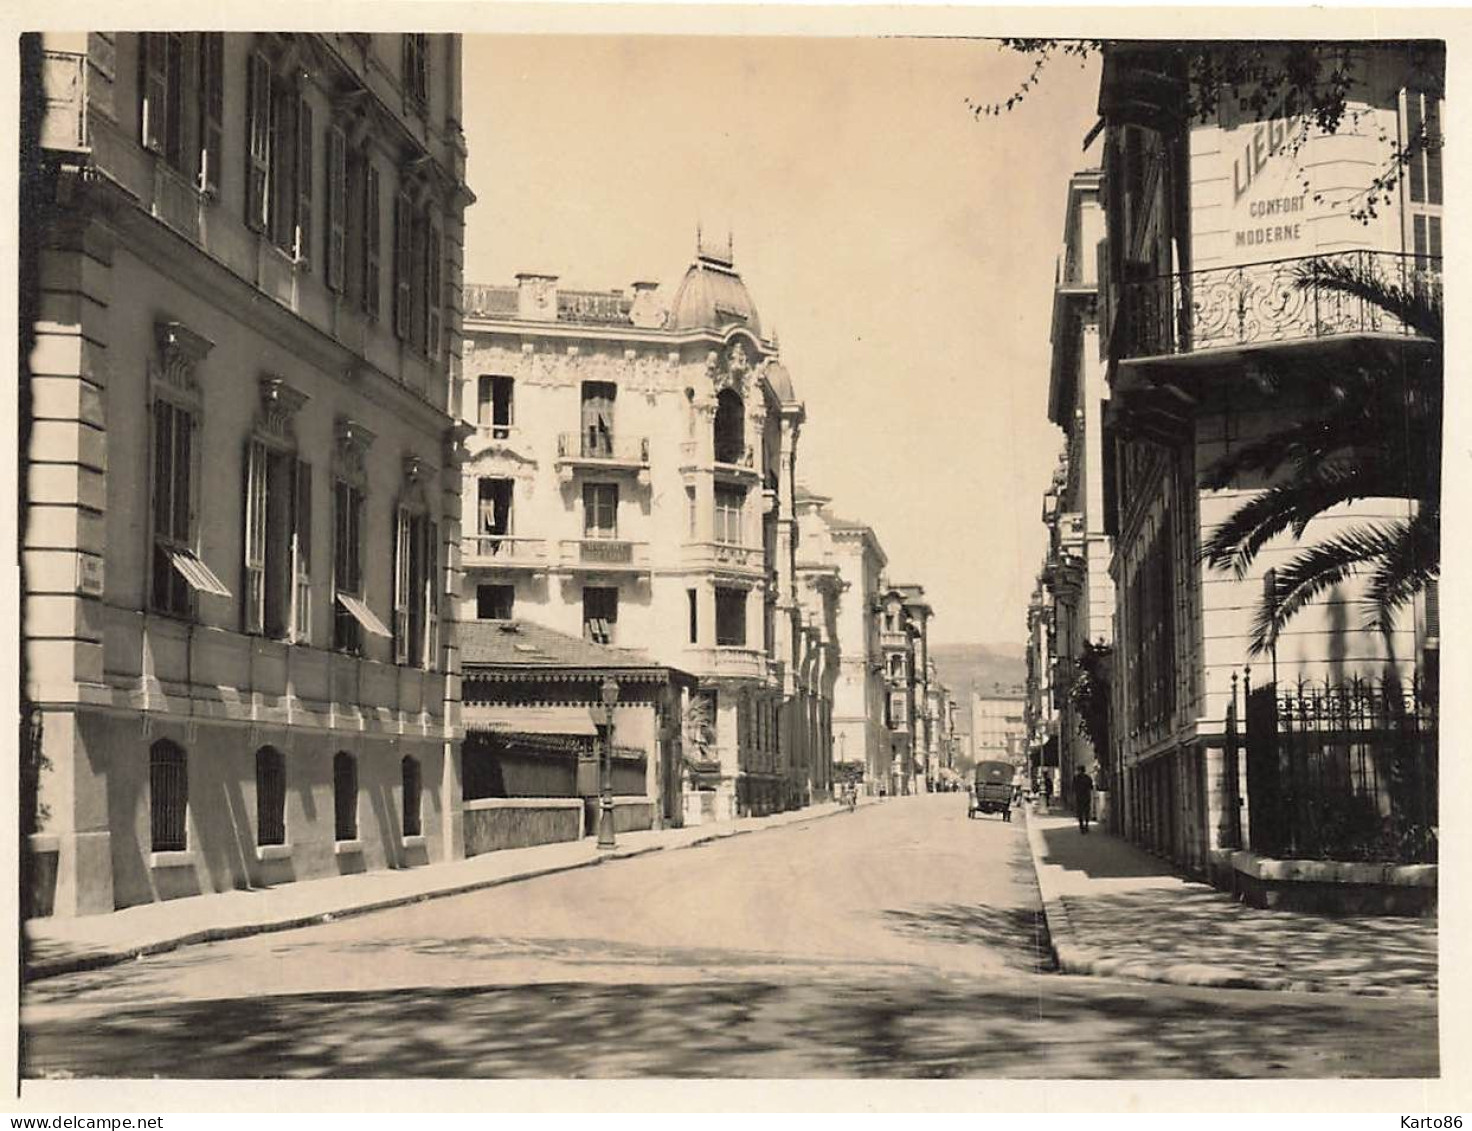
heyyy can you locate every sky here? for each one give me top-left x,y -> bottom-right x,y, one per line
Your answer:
461,35 -> 1103,646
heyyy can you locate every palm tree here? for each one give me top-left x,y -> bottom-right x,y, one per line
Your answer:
1200,255 -> 1442,654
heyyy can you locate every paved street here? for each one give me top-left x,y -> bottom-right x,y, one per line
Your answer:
22,796 -> 1436,1079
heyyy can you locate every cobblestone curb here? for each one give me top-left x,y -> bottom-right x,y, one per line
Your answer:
1020,806 -> 1434,999
25,800 -> 873,983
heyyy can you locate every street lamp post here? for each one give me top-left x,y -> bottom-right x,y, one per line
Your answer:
597,675 -> 620,850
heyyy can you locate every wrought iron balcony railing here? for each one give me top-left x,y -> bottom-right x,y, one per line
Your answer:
1117,250 -> 1441,360
462,535 -> 548,568
556,432 -> 650,464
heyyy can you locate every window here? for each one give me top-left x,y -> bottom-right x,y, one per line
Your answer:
477,584 -> 515,620
688,588 -> 699,644
332,480 -> 365,652
715,486 -> 745,545
139,32 -> 185,171
889,655 -> 905,681
714,389 -> 745,464
889,691 -> 908,728
425,219 -> 442,359
583,483 -> 618,539
150,740 -> 188,852
243,443 -> 310,641
1405,90 -> 1443,287
478,376 -> 514,437
581,382 -> 616,457
394,507 -> 438,668
255,746 -> 286,847
402,756 -> 423,837
583,586 -> 618,645
333,751 -> 358,841
197,34 -> 224,194
478,478 -> 514,539
686,486 -> 697,538
245,49 -> 312,263
151,398 -> 230,617
403,34 -> 429,106
716,587 -> 747,647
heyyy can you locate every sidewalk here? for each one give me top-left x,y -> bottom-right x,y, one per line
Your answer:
1024,806 -> 1437,998
24,798 -> 868,982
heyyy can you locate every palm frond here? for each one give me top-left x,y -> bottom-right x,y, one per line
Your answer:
1364,507 -> 1440,633
1292,257 -> 1443,342
1249,522 -> 1402,654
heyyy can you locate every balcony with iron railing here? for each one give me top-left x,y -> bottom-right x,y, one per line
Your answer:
42,49 -> 89,153
557,537 -> 651,574
555,432 -> 651,485
461,535 -> 549,570
1116,250 -> 1441,364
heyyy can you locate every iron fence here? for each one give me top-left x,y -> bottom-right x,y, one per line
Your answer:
1235,671 -> 1437,863
1119,250 -> 1441,359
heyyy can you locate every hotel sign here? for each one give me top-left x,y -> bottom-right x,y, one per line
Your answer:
1227,113 -> 1316,255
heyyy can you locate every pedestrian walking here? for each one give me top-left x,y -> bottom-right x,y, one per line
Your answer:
1073,766 -> 1094,834
1041,772 -> 1053,810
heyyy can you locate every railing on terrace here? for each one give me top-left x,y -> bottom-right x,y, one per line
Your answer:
462,535 -> 548,566
713,444 -> 756,471
42,49 -> 89,152
1118,251 -> 1441,360
556,432 -> 649,464
1225,670 -> 1437,864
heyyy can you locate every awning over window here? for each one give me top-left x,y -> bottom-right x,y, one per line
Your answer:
169,549 -> 232,598
336,592 -> 392,638
466,707 -> 599,736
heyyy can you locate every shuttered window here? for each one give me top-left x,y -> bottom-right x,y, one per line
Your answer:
363,164 -> 382,319
197,34 -> 224,193
394,188 -> 413,340
583,483 -> 618,539
246,51 -> 272,232
292,459 -> 313,644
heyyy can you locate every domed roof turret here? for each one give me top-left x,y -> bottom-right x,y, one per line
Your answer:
762,359 -> 797,404
667,233 -> 762,337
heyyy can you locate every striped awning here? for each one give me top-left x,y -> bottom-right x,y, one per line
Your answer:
336,593 -> 392,638
168,549 -> 231,598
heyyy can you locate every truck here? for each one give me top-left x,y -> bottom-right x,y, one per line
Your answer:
969,760 -> 1014,821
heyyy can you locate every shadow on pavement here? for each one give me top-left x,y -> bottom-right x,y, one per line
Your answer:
1061,887 -> 1438,993
21,977 -> 1437,1079
1037,825 -> 1177,879
880,903 -> 1055,973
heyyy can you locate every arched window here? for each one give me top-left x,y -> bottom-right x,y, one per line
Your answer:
255,746 -> 286,846
401,756 -> 422,838
333,751 -> 358,841
713,389 -> 745,465
890,655 -> 905,681
149,740 -> 188,852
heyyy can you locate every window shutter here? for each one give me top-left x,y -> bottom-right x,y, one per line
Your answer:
394,188 -> 412,339
326,125 -> 347,291
394,506 -> 410,664
424,519 -> 439,669
246,51 -> 271,232
410,207 -> 427,349
295,96 -> 314,264
292,458 -> 312,644
426,221 -> 442,360
243,441 -> 267,635
364,164 -> 382,319
141,33 -> 168,153
197,34 -> 224,193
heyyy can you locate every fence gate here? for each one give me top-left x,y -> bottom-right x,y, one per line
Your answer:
1244,678 -> 1283,856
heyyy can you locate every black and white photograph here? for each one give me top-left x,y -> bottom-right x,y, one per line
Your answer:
7,2 -> 1464,1113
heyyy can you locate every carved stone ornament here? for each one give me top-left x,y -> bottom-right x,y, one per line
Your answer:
334,416 -> 376,484
256,376 -> 309,443
153,320 -> 214,393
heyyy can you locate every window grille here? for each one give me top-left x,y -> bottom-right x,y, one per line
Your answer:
402,756 -> 422,837
255,746 -> 286,846
333,751 -> 358,841
150,740 -> 188,852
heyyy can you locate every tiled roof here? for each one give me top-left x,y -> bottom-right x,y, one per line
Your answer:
460,619 -> 668,671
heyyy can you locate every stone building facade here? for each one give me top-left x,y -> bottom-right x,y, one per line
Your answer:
24,32 -> 472,916
456,239 -> 824,821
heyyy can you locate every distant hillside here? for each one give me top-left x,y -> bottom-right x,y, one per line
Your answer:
929,643 -> 1027,731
